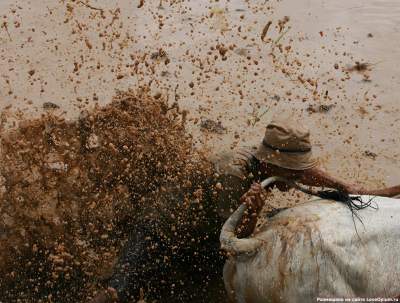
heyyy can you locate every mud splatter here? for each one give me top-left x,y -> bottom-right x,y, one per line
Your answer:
0,90 -> 212,302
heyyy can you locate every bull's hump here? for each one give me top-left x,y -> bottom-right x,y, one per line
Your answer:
257,195 -> 400,240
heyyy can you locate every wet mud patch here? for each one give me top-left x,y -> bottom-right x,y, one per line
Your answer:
0,89 -> 215,302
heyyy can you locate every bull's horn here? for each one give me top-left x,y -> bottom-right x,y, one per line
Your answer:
219,176 -> 288,255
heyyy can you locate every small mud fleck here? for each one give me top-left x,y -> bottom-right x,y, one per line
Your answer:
307,104 -> 334,113
364,150 -> 378,160
43,102 -> 60,109
261,21 -> 272,42
345,61 -> 371,72
200,118 -> 227,134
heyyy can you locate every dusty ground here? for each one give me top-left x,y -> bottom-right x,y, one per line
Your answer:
1,0 -> 400,302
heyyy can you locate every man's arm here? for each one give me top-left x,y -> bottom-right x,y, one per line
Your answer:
298,167 -> 354,193
300,167 -> 400,197
358,185 -> 400,197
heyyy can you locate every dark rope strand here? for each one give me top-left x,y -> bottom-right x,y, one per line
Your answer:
291,182 -> 377,237
273,178 -> 378,230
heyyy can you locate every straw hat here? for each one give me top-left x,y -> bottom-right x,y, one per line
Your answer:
253,114 -> 317,170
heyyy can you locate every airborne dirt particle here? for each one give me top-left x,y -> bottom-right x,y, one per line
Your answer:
261,21 -> 272,42
43,102 -> 60,110
345,61 -> 371,72
307,104 -> 334,114
200,118 -> 226,134
85,38 -> 93,49
364,150 -> 378,160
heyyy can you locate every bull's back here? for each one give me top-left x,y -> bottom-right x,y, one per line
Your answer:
226,196 -> 400,303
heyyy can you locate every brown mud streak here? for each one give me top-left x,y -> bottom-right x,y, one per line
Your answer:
265,215 -> 319,302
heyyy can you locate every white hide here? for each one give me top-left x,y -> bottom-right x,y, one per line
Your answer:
222,196 -> 400,303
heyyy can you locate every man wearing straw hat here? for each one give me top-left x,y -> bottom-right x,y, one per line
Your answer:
223,113 -> 400,237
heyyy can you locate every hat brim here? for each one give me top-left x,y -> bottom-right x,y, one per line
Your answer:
253,143 -> 317,170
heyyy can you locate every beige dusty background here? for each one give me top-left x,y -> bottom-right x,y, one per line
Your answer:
1,0 -> 400,188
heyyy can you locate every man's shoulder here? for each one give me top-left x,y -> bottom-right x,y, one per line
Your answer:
209,147 -> 256,178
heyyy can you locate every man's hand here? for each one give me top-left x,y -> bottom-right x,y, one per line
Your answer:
240,183 -> 266,214
236,183 -> 267,238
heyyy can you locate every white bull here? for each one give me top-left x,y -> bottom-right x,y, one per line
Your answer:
220,178 -> 400,303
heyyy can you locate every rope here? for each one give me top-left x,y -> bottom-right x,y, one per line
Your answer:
260,177 -> 378,234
